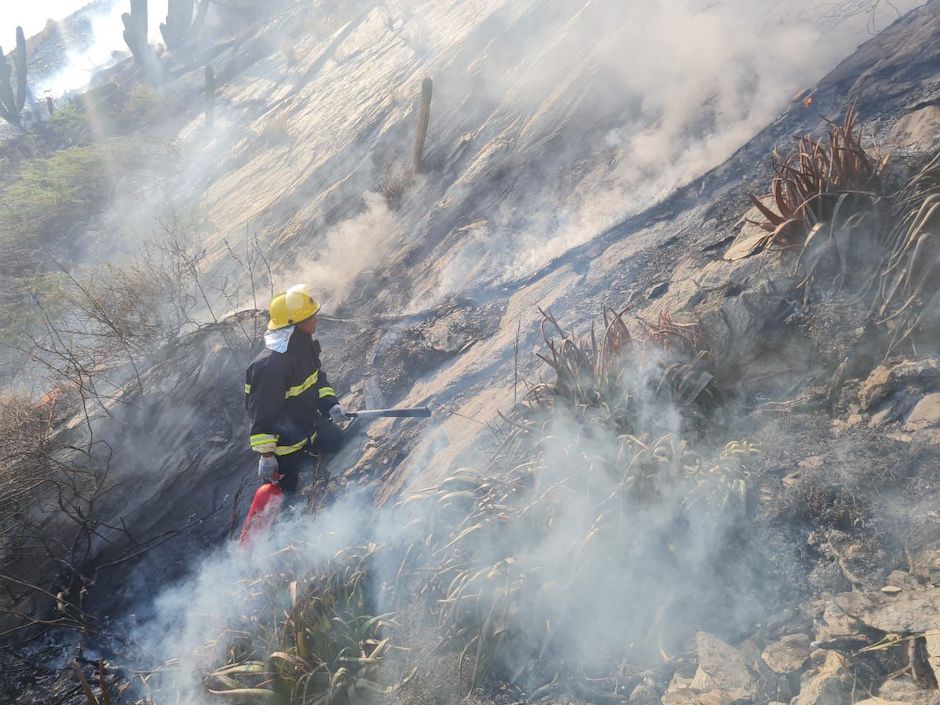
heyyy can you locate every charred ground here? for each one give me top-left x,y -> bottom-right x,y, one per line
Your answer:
3,1 -> 940,705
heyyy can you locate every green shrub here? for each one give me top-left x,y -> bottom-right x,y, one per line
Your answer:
45,104 -> 93,146
0,146 -> 114,268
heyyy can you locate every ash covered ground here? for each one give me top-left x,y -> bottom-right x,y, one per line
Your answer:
3,1 -> 940,704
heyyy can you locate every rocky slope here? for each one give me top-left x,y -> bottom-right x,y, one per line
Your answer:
4,0 -> 940,703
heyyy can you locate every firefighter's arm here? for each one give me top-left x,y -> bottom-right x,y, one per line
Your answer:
246,364 -> 287,453
315,368 -> 339,416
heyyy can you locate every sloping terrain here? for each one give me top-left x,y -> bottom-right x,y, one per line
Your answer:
4,1 -> 940,704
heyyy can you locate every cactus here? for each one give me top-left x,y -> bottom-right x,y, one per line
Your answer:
122,0 -> 148,62
122,0 -> 163,82
14,27 -> 26,113
413,77 -> 432,173
0,26 -> 28,127
160,0 -> 209,49
204,64 -> 215,128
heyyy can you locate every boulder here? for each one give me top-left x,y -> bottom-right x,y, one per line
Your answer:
661,689 -> 748,705
904,393 -> 940,431
723,214 -> 770,261
792,650 -> 854,705
855,698 -> 917,705
835,584 -> 940,633
858,359 -> 940,413
689,632 -> 754,700
878,674 -> 938,705
814,603 -> 867,646
924,632 -> 940,689
888,106 -> 940,151
762,634 -> 811,674
908,546 -> 940,587
631,680 -> 663,705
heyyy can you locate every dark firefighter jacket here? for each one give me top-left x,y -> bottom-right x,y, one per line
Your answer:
244,332 -> 338,456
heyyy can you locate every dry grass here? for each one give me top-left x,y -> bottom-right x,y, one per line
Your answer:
381,162 -> 411,210
381,308 -> 754,693
0,390 -> 61,523
189,301 -> 757,702
395,438 -> 759,693
279,39 -> 300,67
261,114 -> 293,145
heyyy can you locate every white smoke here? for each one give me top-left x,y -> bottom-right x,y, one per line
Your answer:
1,0 -> 170,98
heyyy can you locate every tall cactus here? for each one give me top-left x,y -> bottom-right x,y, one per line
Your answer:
0,26 -> 28,127
122,0 -> 161,81
160,0 -> 209,49
122,0 -> 148,60
205,64 -> 215,128
413,78 -> 433,173
13,27 -> 26,113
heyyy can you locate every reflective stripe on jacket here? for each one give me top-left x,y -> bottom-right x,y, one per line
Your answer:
244,332 -> 339,455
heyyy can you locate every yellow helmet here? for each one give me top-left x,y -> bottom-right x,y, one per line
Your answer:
267,284 -> 321,330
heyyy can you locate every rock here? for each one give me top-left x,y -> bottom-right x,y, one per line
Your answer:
690,632 -> 754,698
879,674 -> 938,705
931,561 -> 940,588
912,547 -> 940,587
668,673 -> 696,692
631,680 -> 663,705
858,359 -> 940,413
835,585 -> 940,633
738,637 -> 763,673
817,603 -> 862,639
885,571 -> 920,590
904,393 -> 940,431
723,203 -> 779,261
924,632 -> 940,689
762,634 -> 811,674
813,603 -> 867,649
870,406 -> 899,427
661,689 -> 743,705
855,698 -> 917,705
881,585 -> 903,594
724,224 -> 768,261
888,106 -> 940,151
792,650 -> 854,705
646,281 -> 669,300
799,456 -> 824,471
907,545 -> 940,586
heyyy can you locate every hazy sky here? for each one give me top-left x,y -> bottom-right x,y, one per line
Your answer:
0,0 -> 168,48
1,0 -> 92,41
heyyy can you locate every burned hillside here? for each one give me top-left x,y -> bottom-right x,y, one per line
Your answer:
3,1 -> 940,705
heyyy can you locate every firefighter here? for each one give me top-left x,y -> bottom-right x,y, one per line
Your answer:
244,284 -> 346,496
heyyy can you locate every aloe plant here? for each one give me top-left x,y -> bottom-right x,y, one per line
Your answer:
160,0 -> 209,49
0,26 -> 28,127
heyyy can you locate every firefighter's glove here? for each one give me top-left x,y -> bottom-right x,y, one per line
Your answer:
258,454 -> 279,483
329,404 -> 346,425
